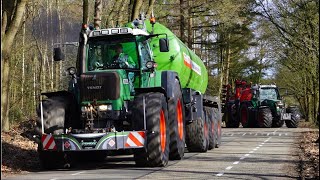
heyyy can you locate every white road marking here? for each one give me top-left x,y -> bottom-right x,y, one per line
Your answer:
254,133 -> 257,136
267,133 -> 270,136
279,134 -> 282,136
285,133 -> 288,136
215,134 -> 272,177
71,171 -> 86,176
50,179 -> 58,180
216,173 -> 224,176
242,133 -> 246,136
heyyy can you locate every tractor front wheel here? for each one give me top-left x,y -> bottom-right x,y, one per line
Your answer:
285,107 -> 300,128
132,93 -> 170,167
168,79 -> 185,160
257,108 -> 273,128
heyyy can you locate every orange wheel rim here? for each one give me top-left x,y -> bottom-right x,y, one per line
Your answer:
211,122 -> 214,134
177,99 -> 184,140
160,110 -> 166,153
204,121 -> 208,138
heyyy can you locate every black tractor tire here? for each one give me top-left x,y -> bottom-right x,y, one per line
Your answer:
35,93 -> 79,135
240,103 -> 250,128
225,102 -> 240,128
285,107 -> 300,128
207,109 -> 215,150
272,118 -> 284,127
132,93 -> 170,167
185,116 -> 209,152
213,107 -> 222,148
168,79 -> 185,160
38,146 -> 65,170
257,108 -> 273,128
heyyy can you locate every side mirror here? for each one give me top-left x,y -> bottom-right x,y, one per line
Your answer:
53,47 -> 65,61
159,38 -> 169,52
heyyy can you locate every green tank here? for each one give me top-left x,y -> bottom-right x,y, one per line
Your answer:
144,21 -> 208,94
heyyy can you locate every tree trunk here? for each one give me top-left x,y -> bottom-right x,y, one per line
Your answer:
94,0 -> 102,29
83,0 -> 89,25
146,0 -> 156,17
224,33 -> 231,85
1,0 -> 29,132
180,0 -> 186,43
187,0 -> 193,48
118,0 -> 127,25
131,0 -> 143,21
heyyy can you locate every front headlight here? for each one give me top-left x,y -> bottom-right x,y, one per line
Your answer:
98,104 -> 112,111
276,101 -> 284,108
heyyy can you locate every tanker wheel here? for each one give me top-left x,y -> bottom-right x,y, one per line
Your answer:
185,115 -> 208,152
240,103 -> 250,128
213,107 -> 222,148
225,103 -> 240,128
207,108 -> 215,150
168,79 -> 185,160
285,107 -> 300,128
257,108 -> 273,128
132,93 -> 170,167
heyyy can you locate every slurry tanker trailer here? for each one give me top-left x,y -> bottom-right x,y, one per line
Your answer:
36,15 -> 222,169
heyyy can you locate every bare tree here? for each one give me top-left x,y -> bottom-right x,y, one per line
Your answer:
94,0 -> 102,29
1,0 -> 29,131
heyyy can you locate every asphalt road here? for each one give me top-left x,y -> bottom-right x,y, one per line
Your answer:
4,127 -> 309,180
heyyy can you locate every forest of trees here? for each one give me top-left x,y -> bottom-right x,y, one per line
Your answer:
1,0 -> 319,131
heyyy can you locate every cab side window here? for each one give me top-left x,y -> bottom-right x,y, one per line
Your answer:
139,42 -> 152,68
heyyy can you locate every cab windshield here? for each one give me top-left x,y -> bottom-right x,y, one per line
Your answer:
86,37 -> 139,71
259,88 -> 280,100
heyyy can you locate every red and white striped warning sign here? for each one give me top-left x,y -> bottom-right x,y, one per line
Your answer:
41,134 -> 57,150
125,131 -> 145,147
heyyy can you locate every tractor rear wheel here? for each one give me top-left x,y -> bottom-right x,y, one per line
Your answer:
185,116 -> 209,152
225,103 -> 240,128
285,107 -> 300,128
257,108 -> 273,128
132,93 -> 170,167
168,79 -> 185,160
240,103 -> 250,128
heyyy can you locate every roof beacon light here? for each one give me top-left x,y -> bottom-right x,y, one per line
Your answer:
150,10 -> 156,34
150,10 -> 156,24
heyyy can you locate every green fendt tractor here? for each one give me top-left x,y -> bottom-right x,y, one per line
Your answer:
35,15 -> 222,169
222,80 -> 301,128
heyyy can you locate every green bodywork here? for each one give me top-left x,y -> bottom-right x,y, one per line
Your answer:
126,21 -> 208,94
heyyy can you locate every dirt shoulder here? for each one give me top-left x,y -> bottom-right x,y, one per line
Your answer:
297,122 -> 319,179
1,120 -> 319,178
1,120 -> 41,178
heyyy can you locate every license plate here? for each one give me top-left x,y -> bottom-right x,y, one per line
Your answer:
283,113 -> 291,120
